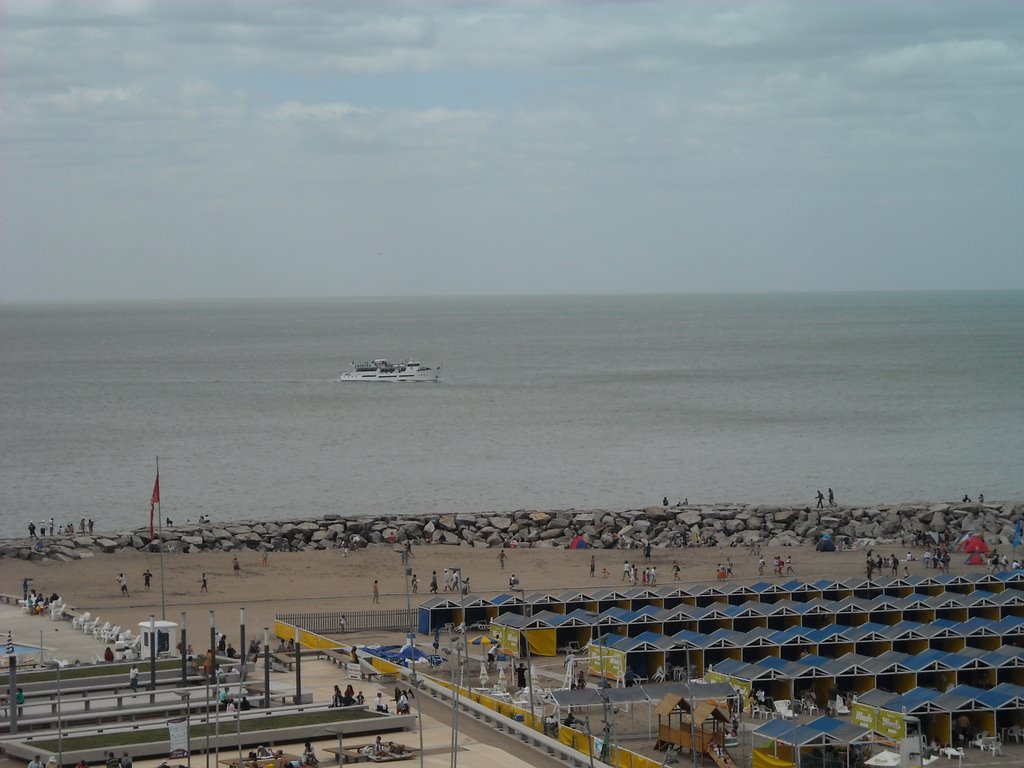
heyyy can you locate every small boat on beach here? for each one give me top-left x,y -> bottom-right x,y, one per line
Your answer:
338,359 -> 439,383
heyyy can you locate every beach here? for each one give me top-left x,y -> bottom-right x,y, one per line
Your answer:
5,538 -> 964,661
4,536 -> 1019,768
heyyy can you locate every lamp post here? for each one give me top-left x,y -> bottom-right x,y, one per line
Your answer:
204,669 -> 211,768
402,555 -> 425,768
263,627 -> 271,709
238,609 -> 246,683
150,615 -> 158,691
209,611 -> 218,685
6,629 -> 18,735
516,588 -> 536,730
181,612 -> 188,686
56,660 -> 66,768
683,648 -> 697,768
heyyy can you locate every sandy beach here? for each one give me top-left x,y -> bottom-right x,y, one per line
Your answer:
2,537 -> 967,657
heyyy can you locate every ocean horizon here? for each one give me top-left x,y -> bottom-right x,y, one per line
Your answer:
1,291 -> 1021,539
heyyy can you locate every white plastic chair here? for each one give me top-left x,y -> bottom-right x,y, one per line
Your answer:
835,697 -> 850,715
1006,725 -> 1022,743
73,611 -> 91,630
651,666 -> 666,683
774,700 -> 795,720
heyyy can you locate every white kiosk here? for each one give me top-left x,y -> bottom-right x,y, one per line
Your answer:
138,620 -> 178,656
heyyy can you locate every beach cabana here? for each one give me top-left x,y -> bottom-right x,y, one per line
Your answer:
769,626 -> 816,661
700,628 -> 745,669
623,585 -> 664,611
820,652 -> 876,698
990,587 -> 1024,619
669,629 -> 712,677
659,603 -> 700,636
749,581 -> 790,603
843,621 -> 892,657
596,606 -> 645,637
753,718 -> 841,768
738,627 -> 782,662
832,597 -> 872,627
724,601 -> 770,633
586,632 -> 627,680
417,595 -> 466,634
549,609 -> 598,654
612,631 -> 675,678
983,645 -> 1024,686
802,599 -> 842,630
558,589 -> 600,615
854,687 -> 937,742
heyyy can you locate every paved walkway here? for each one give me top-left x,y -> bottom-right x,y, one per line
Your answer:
1,604 -> 562,768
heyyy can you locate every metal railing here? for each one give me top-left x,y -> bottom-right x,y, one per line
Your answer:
277,609 -> 416,635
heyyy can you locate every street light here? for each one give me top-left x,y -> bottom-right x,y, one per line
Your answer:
56,660 -> 67,768
516,588 -> 536,730
401,553 -> 425,768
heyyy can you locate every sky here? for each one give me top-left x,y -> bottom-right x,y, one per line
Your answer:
2,1 -> 1023,302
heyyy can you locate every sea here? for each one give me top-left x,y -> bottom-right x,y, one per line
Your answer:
1,292 -> 1021,540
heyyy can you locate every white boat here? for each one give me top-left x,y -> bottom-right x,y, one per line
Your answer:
339,359 -> 440,382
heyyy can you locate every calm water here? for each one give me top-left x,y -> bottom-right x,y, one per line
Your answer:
1,293 -> 1021,539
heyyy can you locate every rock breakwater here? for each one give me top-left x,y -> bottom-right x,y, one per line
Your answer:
2,501 -> 1021,562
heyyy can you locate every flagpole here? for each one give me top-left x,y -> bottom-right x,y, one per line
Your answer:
157,456 -> 166,621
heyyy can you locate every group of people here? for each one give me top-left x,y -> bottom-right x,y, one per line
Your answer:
620,560 -> 658,586
756,555 -> 794,576
27,518 -> 94,539
329,684 -> 365,708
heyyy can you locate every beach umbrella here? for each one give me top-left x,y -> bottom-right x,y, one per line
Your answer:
471,635 -> 495,646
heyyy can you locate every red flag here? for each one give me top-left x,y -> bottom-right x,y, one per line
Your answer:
150,473 -> 160,538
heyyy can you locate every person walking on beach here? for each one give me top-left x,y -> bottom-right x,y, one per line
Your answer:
816,490 -> 825,509
622,560 -> 631,583
786,556 -> 795,575
411,574 -> 419,594
372,579 -> 380,604
117,573 -> 129,597
232,557 -> 240,577
142,570 -> 153,590
828,488 -> 835,506
200,573 -> 208,593
590,555 -> 596,577
497,550 -> 507,570
429,571 -> 438,594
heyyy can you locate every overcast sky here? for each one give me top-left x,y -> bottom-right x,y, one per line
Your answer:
2,1 -> 1023,302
